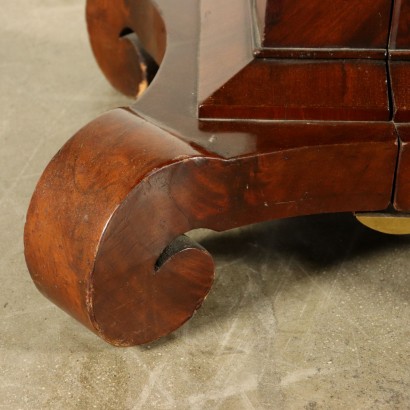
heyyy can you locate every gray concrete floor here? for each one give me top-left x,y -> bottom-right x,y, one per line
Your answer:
1,1 -> 410,409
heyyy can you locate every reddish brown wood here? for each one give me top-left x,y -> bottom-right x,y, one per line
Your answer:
388,1 -> 410,122
390,62 -> 410,122
254,48 -> 387,60
390,0 -> 410,58
255,0 -> 391,50
24,108 -> 397,346
387,3 -> 410,212
199,59 -> 390,121
25,0 -> 407,346
86,0 -> 165,96
24,109 -> 215,345
394,125 -> 410,211
198,0 -> 390,121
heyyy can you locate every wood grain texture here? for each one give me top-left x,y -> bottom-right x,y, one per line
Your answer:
390,62 -> 410,122
255,0 -> 391,49
198,0 -> 390,121
24,109 -> 214,345
25,109 -> 398,346
197,0 -> 253,109
394,125 -> 410,211
390,0 -> 410,58
199,59 -> 390,121
389,4 -> 410,123
254,47 -> 387,60
86,0 -> 165,96
24,0 -> 403,345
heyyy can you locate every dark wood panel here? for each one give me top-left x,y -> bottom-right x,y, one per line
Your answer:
254,47 -> 386,60
394,125 -> 410,211
390,0 -> 410,52
24,0 -> 402,346
255,0 -> 391,49
25,109 -> 398,346
389,62 -> 410,122
24,109 -> 203,333
199,59 -> 389,121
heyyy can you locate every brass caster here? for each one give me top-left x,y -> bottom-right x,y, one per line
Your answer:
355,211 -> 410,235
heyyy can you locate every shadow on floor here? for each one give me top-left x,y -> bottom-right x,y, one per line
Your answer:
145,212 -> 410,349
201,212 -> 410,270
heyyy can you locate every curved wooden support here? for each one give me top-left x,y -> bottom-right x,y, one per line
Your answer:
25,0 -> 405,345
25,109 -> 398,346
86,0 -> 166,96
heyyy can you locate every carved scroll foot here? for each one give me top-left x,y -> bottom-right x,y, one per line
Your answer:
86,0 -> 165,97
24,109 -> 399,345
24,110 -> 215,346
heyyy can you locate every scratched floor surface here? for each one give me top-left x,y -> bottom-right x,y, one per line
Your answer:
1,1 -> 410,409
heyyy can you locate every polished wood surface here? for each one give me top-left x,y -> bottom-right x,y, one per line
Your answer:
255,0 -> 391,50
390,0 -> 410,58
199,59 -> 390,121
198,0 -> 389,121
394,125 -> 410,211
390,62 -> 410,122
393,0 -> 410,208
24,107 -> 397,346
24,0 -> 410,345
86,0 -> 165,96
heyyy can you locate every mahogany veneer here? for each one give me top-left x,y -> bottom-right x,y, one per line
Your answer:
255,0 -> 391,51
24,0 -> 410,346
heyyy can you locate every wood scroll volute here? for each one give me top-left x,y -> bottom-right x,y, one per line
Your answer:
24,107 -> 398,346
24,0 -> 400,346
24,110 -> 216,346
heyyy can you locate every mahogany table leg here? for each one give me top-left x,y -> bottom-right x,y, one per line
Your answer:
24,109 -> 397,346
